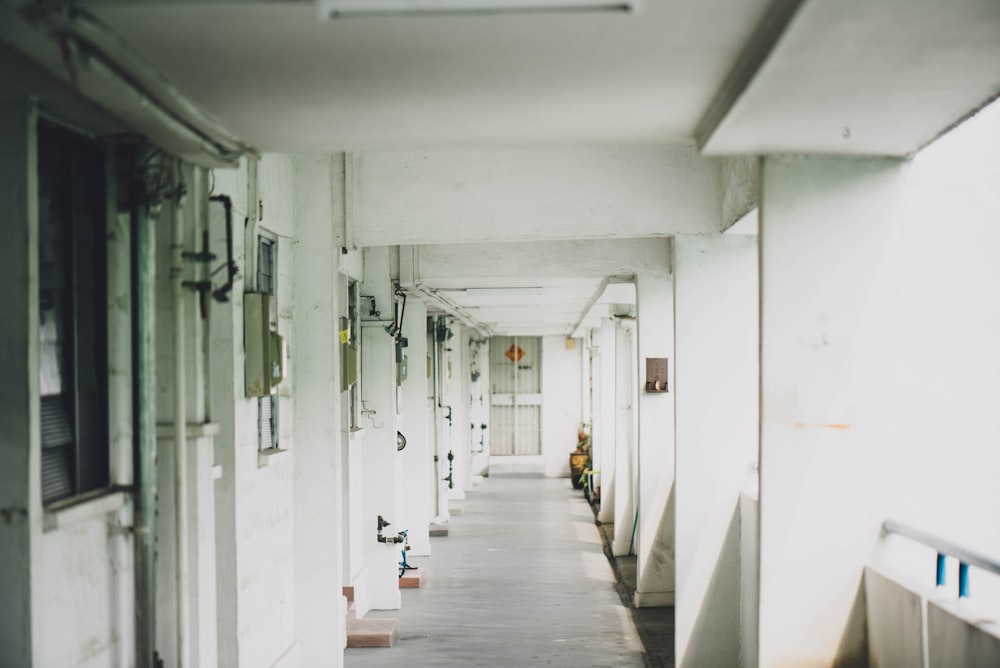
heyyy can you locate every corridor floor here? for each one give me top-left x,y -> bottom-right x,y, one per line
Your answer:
345,477 -> 647,667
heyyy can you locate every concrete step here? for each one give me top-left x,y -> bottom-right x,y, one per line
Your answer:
399,566 -> 426,589
346,617 -> 398,648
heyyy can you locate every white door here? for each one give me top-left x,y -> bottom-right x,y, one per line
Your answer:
490,336 -> 541,455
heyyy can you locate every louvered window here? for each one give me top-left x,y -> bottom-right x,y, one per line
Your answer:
257,235 -> 278,450
37,119 -> 109,504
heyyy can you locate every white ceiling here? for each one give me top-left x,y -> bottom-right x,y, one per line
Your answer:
7,0 -> 1000,335
83,0 -> 775,151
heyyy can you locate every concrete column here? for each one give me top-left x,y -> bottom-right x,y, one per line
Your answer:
431,318 -> 452,524
758,156 -> 906,666
541,335 -> 583,478
397,300 -> 431,556
360,247 -> 402,611
611,318 -> 636,557
291,154 -> 345,663
634,268 -> 676,608
468,337 -> 490,479
595,318 -> 616,525
443,325 -> 467,502
673,234 -> 758,667
0,99 -> 36,668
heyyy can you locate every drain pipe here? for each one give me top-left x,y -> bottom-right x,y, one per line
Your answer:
171,161 -> 191,667
430,318 -> 442,520
130,146 -> 158,668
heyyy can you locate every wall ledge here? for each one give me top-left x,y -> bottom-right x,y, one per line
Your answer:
258,447 -> 291,468
43,487 -> 130,532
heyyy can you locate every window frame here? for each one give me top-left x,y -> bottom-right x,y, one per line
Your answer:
36,118 -> 110,506
256,231 -> 279,451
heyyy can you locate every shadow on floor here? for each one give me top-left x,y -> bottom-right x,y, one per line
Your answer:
596,522 -> 676,668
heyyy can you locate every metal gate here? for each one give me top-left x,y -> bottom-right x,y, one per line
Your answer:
490,336 -> 541,455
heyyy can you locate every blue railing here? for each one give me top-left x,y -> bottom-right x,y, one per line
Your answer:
882,520 -> 1000,598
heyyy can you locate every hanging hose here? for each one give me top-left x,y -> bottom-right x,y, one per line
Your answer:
627,507 -> 638,556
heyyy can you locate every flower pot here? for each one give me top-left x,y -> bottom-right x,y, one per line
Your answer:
569,452 -> 588,489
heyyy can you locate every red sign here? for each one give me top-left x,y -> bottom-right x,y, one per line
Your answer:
505,344 -> 525,363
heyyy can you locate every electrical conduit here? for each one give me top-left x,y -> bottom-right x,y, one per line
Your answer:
171,161 -> 191,667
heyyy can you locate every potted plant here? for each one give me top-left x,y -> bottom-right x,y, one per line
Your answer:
569,423 -> 591,490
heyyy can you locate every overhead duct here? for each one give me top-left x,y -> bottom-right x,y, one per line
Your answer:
0,4 -> 253,167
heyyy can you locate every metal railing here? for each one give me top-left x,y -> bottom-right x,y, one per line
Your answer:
882,520 -> 1000,598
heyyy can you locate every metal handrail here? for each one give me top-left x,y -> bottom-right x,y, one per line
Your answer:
882,520 -> 1000,598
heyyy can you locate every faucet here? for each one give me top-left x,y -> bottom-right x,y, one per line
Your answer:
376,515 -> 405,544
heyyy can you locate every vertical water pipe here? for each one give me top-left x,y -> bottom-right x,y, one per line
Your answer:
171,160 -> 191,666
131,146 -> 157,668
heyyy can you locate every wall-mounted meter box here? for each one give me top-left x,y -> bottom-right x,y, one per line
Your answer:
245,293 -> 287,397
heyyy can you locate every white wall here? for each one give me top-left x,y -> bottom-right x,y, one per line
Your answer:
594,318 -> 617,525
359,246 -> 402,612
612,318 -> 637,557
350,147 -> 723,246
634,267 -> 676,608
540,336 -> 583,478
291,153 -> 346,665
673,234 -> 758,667
397,300 -> 432,555
758,100 -> 1000,666
211,154 -> 297,667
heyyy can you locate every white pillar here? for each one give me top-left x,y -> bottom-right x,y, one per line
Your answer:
291,154 -> 345,663
444,324 -> 466,502
634,268 -> 676,608
397,300 -> 432,555
673,234 -> 758,667
360,247 -> 402,611
596,318 -> 617,525
612,318 -> 636,556
0,98 -> 36,668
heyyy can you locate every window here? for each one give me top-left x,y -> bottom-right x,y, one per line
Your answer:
257,234 -> 278,450
37,120 -> 109,504
347,280 -> 360,431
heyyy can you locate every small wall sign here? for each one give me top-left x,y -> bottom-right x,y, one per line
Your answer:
645,357 -> 668,393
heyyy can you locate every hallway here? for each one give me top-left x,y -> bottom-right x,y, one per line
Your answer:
346,478 -> 646,668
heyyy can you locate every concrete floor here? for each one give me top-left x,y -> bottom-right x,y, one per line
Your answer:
345,477 -> 648,667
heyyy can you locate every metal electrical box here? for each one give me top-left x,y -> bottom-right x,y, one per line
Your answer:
245,293 -> 287,397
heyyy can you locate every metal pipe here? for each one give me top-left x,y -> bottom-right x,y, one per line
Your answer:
430,317 -> 442,521
209,194 -> 236,303
883,520 -> 1000,578
130,146 -> 158,668
171,161 -> 191,667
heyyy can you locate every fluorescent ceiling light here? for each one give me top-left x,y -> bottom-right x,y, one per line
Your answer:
464,287 -> 544,296
320,0 -> 637,20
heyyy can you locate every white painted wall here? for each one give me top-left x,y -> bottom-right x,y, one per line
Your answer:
612,318 -> 637,557
412,238 -> 676,283
397,300 -> 432,556
758,100 -> 1000,667
540,335 -> 583,478
595,318 -> 617,525
211,154 -> 297,667
443,323 -> 467,500
291,153 -> 346,664
634,266 -> 676,608
468,337 -> 491,478
673,234 -> 758,666
359,247 -> 402,611
3,100 -> 141,668
349,147 -> 723,246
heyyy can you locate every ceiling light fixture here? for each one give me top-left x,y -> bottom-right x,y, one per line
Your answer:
320,0 -> 637,20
